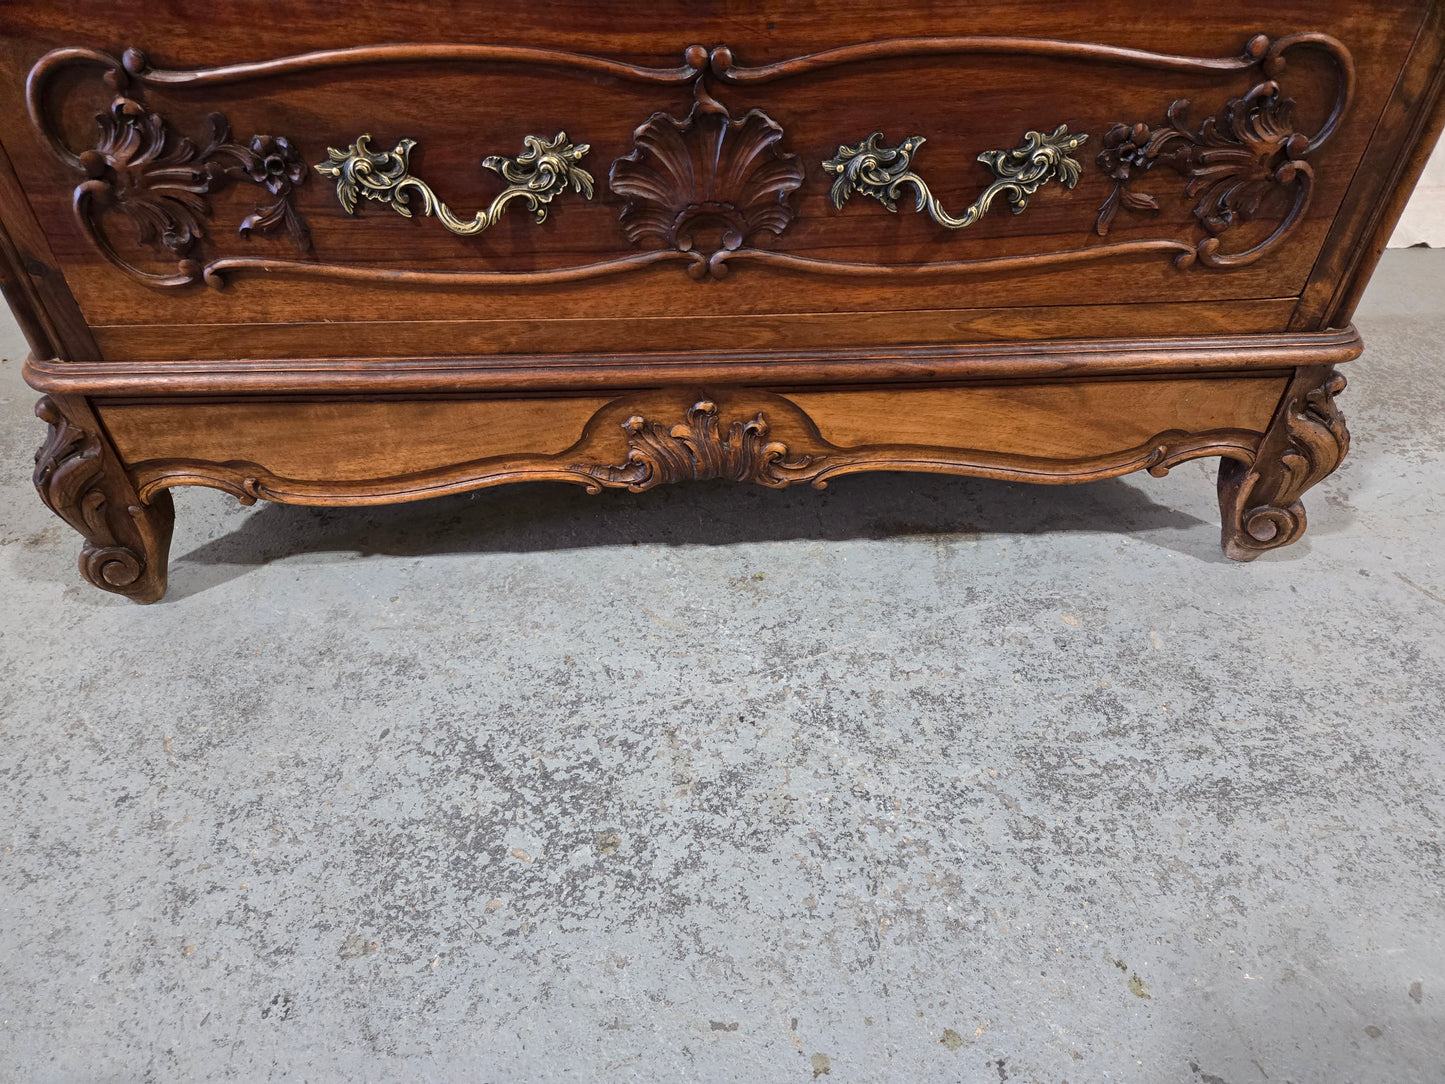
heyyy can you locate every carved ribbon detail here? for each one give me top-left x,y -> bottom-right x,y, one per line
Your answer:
314,131 -> 594,235
824,125 -> 1088,229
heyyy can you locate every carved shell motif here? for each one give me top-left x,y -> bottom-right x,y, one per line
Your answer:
609,93 -> 805,278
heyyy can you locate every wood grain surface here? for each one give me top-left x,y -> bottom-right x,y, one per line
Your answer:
99,377 -> 1286,502
0,0 -> 1433,364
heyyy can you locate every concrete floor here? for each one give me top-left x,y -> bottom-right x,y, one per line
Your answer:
1,252 -> 1443,1082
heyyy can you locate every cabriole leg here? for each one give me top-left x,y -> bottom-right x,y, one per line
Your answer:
1218,365 -> 1350,561
32,394 -> 174,603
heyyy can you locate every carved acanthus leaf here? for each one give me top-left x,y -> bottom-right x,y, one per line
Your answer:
580,400 -> 816,491
80,97 -> 311,259
32,396 -> 167,595
1096,58 -> 1323,268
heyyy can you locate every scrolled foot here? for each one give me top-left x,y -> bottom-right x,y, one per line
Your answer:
33,395 -> 174,602
1219,366 -> 1349,561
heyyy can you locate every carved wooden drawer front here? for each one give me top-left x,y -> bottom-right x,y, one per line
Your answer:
2,1 -> 1442,602
3,7 -> 1412,363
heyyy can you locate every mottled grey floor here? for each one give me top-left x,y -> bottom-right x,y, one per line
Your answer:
1,252 -> 1443,1083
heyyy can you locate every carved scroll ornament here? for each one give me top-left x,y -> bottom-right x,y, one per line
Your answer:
1219,368 -> 1349,559
582,400 -> 814,489
33,396 -> 173,602
27,50 -> 312,288
80,99 -> 311,286
1095,32 -> 1352,268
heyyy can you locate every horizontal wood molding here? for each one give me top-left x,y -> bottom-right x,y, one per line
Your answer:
26,327 -> 1362,397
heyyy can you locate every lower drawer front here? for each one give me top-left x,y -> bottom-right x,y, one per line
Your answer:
3,1 -> 1428,360
99,376 -> 1287,504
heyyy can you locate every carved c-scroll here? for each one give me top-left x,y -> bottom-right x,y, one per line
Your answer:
28,50 -> 312,289
1219,367 -> 1349,559
33,396 -> 174,602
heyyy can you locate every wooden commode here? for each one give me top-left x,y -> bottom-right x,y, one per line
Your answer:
1,3 -> 1442,600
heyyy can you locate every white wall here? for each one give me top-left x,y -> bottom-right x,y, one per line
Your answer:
1390,137 -> 1445,247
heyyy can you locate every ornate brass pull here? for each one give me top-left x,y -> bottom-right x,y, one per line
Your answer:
823,124 -> 1087,229
314,131 -> 594,235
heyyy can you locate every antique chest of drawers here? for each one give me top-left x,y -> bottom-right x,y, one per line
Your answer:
2,3 -> 1442,601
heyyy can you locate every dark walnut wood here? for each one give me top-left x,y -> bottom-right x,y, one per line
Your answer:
0,1 -> 1442,601
1093,33 -> 1353,269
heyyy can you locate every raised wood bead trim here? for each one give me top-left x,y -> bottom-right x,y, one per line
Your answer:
22,327 -> 1364,397
1290,3 -> 1445,330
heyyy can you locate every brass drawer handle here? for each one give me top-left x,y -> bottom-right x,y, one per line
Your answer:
824,124 -> 1087,229
315,131 -> 594,235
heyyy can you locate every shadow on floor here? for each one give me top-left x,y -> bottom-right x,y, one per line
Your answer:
165,469 -> 1226,599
